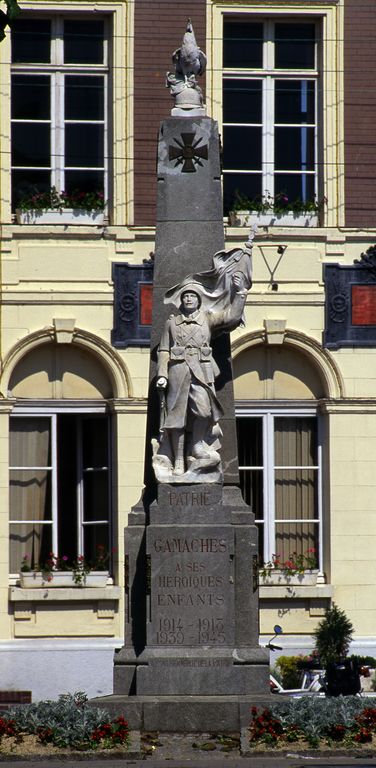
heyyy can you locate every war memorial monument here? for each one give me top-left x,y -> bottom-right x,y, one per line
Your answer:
109,21 -> 270,730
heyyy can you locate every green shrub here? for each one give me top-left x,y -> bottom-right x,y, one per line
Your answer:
274,656 -> 302,689
314,603 -> 354,666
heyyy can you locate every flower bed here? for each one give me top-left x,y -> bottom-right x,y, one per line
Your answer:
249,697 -> 376,750
0,692 -> 129,753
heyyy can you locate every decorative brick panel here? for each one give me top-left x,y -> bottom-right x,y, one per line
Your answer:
344,0 -> 376,227
134,0 -> 206,225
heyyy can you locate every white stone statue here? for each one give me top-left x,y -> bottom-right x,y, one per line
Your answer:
152,230 -> 255,483
166,19 -> 207,114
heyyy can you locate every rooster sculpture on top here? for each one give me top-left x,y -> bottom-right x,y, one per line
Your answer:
166,19 -> 207,112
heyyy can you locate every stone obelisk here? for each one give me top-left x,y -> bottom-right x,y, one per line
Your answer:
112,20 -> 269,731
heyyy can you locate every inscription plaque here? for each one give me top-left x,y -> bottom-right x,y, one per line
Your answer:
352,285 -> 376,325
324,249 -> 376,347
112,262 -> 153,347
140,283 -> 153,326
148,525 -> 234,647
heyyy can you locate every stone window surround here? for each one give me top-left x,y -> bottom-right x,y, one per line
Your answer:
208,0 -> 344,229
0,0 -> 131,226
9,403 -> 112,580
236,403 -> 325,582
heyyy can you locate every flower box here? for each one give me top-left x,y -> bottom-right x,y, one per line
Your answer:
228,210 -> 318,228
260,569 -> 318,586
19,570 -> 109,588
16,208 -> 105,225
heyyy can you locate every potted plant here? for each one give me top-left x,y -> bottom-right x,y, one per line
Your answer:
259,548 -> 318,585
228,189 -> 326,228
314,603 -> 361,696
19,546 -> 110,588
15,186 -> 106,225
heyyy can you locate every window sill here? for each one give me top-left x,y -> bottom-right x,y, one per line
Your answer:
228,211 -> 318,228
260,584 -> 333,599
9,586 -> 121,602
260,570 -> 320,587
15,209 -> 107,226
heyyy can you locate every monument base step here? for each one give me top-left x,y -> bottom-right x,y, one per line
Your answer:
89,694 -> 277,731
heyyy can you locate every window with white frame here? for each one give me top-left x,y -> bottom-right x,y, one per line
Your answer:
237,410 -> 322,571
10,16 -> 108,211
222,18 -> 320,214
9,413 -> 111,574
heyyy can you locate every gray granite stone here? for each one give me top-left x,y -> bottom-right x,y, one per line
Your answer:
137,662 -> 268,695
90,695 -> 276,731
114,483 -> 268,701
149,484 -> 231,524
147,523 -> 235,650
156,118 -> 222,223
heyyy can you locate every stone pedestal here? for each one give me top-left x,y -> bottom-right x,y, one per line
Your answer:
111,484 -> 269,727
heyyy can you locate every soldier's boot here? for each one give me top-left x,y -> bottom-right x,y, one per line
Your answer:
171,429 -> 185,475
191,418 -> 211,459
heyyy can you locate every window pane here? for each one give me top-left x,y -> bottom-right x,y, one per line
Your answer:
223,126 -> 262,170
12,75 -> 50,120
275,468 -> 317,519
275,417 -> 317,466
12,123 -> 50,167
274,173 -> 315,204
275,126 -> 314,171
12,170 -> 51,210
65,124 -> 104,167
223,79 -> 262,123
223,20 -> 263,68
275,522 -> 318,564
240,470 -> 263,519
223,172 -> 262,214
65,76 -> 104,120
10,471 -> 52,521
83,473 -> 109,522
274,417 -> 318,561
10,523 -> 52,573
10,417 -> 51,467
275,23 -> 316,69
57,415 -> 77,561
82,418 -> 108,468
237,418 -> 263,520
65,170 -> 104,195
84,525 -> 109,564
64,20 -> 104,64
237,417 -> 263,466
11,19 -> 51,63
275,80 -> 315,124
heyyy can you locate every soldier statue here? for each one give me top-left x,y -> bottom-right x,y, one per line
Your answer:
152,230 -> 255,483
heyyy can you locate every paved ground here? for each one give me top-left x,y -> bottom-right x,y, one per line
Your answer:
1,757 -> 376,767
1,730 -> 376,768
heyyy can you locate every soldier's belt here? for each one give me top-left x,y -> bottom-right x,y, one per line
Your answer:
170,345 -> 212,361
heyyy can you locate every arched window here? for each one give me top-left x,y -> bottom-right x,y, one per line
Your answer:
234,343 -> 326,577
8,343 -> 114,575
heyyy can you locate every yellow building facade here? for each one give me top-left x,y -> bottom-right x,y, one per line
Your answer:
1,0 -> 376,699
